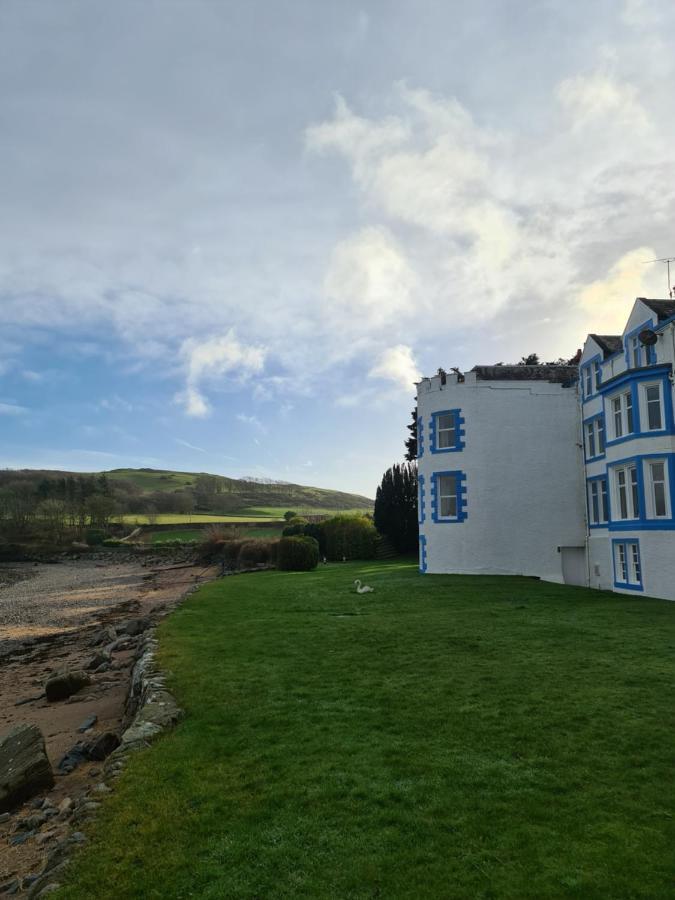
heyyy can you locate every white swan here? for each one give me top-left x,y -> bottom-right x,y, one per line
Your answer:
354,579 -> 374,594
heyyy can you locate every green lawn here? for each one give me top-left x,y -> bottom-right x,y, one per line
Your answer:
236,505 -> 372,517
56,563 -> 675,899
150,526 -> 284,543
114,513 -> 283,525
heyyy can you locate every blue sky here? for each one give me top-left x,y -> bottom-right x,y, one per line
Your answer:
2,0 -> 675,497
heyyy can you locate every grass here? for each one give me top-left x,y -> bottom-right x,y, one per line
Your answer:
237,506 -> 373,517
149,526 -> 284,544
114,513 -> 283,525
55,563 -> 675,899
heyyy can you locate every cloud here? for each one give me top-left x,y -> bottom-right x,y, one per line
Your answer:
368,345 -> 421,390
174,438 -> 207,453
578,246 -> 663,331
0,401 -> 28,416
176,331 -> 266,417
557,71 -> 649,132
236,413 -> 267,433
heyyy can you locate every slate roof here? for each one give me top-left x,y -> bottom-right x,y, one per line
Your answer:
638,298 -> 675,321
589,334 -> 623,358
471,365 -> 578,384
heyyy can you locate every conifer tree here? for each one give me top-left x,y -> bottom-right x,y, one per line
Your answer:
374,461 -> 418,553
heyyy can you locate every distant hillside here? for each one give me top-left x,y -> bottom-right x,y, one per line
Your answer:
0,467 -> 373,516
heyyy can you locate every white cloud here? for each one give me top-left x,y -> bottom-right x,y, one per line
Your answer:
236,413 -> 267,433
174,437 -> 207,453
368,345 -> 421,390
557,71 -> 649,132
578,246 -> 663,332
0,401 -> 28,415
176,331 -> 266,417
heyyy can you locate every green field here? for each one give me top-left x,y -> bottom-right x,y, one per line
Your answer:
55,563 -> 675,899
114,513 -> 283,525
150,525 -> 284,544
237,506 -> 372,517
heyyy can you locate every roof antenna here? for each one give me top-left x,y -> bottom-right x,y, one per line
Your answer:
643,257 -> 675,299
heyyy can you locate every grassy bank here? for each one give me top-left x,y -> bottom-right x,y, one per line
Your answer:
55,563 -> 675,898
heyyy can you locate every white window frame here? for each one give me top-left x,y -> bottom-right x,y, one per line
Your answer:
614,541 -> 642,587
584,366 -> 592,397
585,417 -> 605,458
608,389 -> 634,440
588,479 -> 609,525
593,360 -> 601,390
640,382 -> 664,432
612,463 -> 639,521
644,458 -> 671,519
437,474 -> 458,520
585,422 -> 596,458
629,336 -> 641,369
436,413 -> 457,449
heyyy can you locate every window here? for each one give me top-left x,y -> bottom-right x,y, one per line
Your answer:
643,383 -> 663,431
610,389 -> 634,439
437,413 -> 456,449
585,416 -> 605,458
432,471 -> 466,522
613,540 -> 642,589
630,336 -> 641,369
431,409 -> 464,453
613,463 -> 639,520
588,478 -> 609,525
438,474 -> 458,519
645,459 -> 670,519
418,474 -> 426,524
593,360 -> 601,390
584,366 -> 592,397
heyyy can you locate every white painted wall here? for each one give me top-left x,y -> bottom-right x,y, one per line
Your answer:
417,371 -> 587,583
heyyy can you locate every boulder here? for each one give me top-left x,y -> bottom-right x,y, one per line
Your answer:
45,671 -> 91,702
85,731 -> 120,761
119,618 -> 150,637
0,725 -> 54,812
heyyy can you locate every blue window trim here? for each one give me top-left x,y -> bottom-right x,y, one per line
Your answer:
586,473 -> 610,529
419,534 -> 427,573
581,353 -> 603,400
431,470 -> 467,523
624,319 -> 656,370
606,452 -> 675,531
418,473 -> 426,525
417,416 -> 424,458
602,366 -> 675,447
582,411 -> 606,461
429,409 -> 465,454
611,538 -> 643,591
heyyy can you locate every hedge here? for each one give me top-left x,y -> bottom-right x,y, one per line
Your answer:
277,536 -> 319,571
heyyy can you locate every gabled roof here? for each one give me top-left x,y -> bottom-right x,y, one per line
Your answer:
589,334 -> 623,358
638,298 -> 675,321
471,365 -> 577,384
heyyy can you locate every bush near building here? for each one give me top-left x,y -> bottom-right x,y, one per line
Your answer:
277,536 -> 319,571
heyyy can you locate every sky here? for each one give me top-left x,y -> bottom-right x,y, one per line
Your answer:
1,0 -> 675,497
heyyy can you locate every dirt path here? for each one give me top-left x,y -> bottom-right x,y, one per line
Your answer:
0,557 -> 216,892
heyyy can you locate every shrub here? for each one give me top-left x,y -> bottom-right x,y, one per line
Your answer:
238,539 -> 279,568
277,536 -> 319,571
85,529 -> 106,546
102,538 -> 125,547
303,522 -> 327,555
287,516 -> 308,526
221,539 -> 246,568
321,516 -> 377,561
283,510 -> 298,522
282,523 -> 305,537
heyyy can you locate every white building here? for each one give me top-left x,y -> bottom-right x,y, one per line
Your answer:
416,298 -> 675,601
579,298 -> 675,600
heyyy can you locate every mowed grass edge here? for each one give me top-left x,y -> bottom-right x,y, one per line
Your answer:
54,563 -> 675,899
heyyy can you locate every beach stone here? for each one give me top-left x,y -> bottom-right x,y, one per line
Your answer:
77,714 -> 98,733
120,617 -> 150,636
85,651 -> 109,671
0,724 -> 54,812
85,731 -> 120,761
45,671 -> 91,702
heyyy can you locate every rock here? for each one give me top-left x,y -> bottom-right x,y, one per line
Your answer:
77,714 -> 98,733
21,875 -> 39,889
85,651 -> 109,671
0,724 -> 54,812
45,671 -> 91,702
88,767 -> 101,777
85,731 -> 119,761
0,812 -> 11,823
91,625 -> 116,647
9,829 -> 34,845
0,879 -> 20,895
120,617 -> 150,637
105,636 -> 134,653
19,812 -> 47,830
70,831 -> 86,843
56,743 -> 88,774
57,797 -> 72,816
92,782 -> 111,794
36,885 -> 61,897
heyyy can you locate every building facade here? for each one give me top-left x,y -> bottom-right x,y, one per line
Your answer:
579,298 -> 675,600
417,298 -> 675,601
